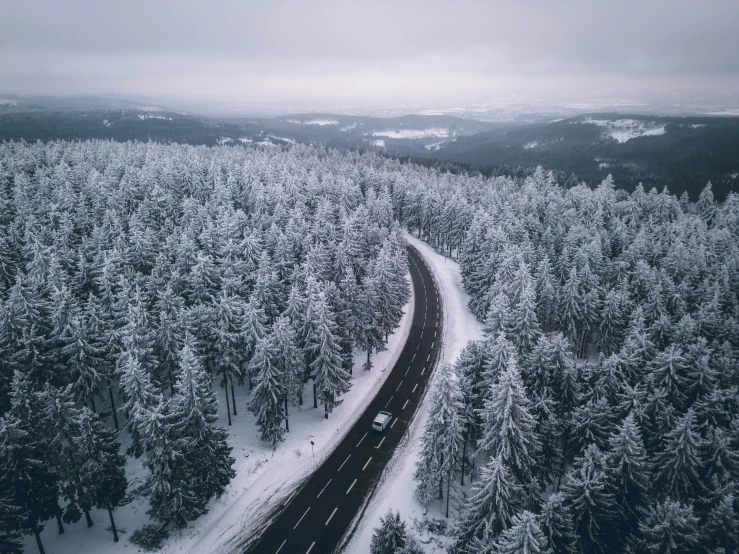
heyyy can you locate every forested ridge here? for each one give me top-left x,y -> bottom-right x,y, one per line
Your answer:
390,168 -> 739,554
0,140 -> 410,552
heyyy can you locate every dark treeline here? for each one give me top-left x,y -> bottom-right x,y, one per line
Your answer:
0,140 -> 410,552
394,166 -> 739,553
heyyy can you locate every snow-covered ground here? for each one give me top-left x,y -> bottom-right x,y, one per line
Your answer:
344,235 -> 483,553
23,277 -> 414,554
285,118 -> 339,125
523,141 -> 539,149
371,129 -> 450,139
372,139 -> 386,148
137,114 -> 172,121
583,118 -> 666,143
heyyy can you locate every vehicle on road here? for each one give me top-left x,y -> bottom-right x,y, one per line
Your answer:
372,411 -> 393,432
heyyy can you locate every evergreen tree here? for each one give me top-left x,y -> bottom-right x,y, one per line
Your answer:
307,293 -> 351,418
172,337 -> 235,508
414,363 -> 464,516
1,376 -> 60,554
492,510 -> 546,554
141,396 -> 194,528
477,357 -> 538,483
639,499 -> 704,554
538,492 -> 576,554
75,407 -> 128,542
563,445 -> 618,554
250,340 -> 286,444
654,409 -> 703,503
454,457 -> 522,551
606,414 -> 650,549
370,509 -> 407,554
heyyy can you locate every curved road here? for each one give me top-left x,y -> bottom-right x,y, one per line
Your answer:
243,245 -> 442,554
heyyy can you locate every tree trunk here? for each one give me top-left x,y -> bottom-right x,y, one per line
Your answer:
108,381 -> 119,432
313,383 -> 318,409
90,395 -> 97,413
34,529 -> 46,554
460,431 -> 468,486
284,394 -> 289,432
365,348 -> 371,371
107,506 -> 119,542
223,372 -> 232,426
55,509 -> 65,534
84,509 -> 94,527
169,367 -> 175,395
248,368 -> 253,390
446,467 -> 452,518
231,380 -> 237,416
324,401 -> 328,420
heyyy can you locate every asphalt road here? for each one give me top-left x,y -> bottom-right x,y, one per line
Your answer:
242,245 -> 442,554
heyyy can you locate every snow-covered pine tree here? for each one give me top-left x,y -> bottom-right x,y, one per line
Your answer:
242,296 -> 267,389
654,409 -> 703,503
563,445 -> 617,554
370,509 -> 407,554
638,499 -> 704,554
75,407 -> 127,542
2,374 -> 60,554
308,293 -> 351,418
492,510 -> 546,554
266,315 -> 304,432
212,289 -> 244,425
172,336 -> 235,509
140,395 -> 194,528
250,339 -> 286,444
538,492 -> 576,554
605,413 -> 650,549
413,363 -> 464,515
118,349 -> 158,457
454,456 -> 522,551
477,356 -> 538,484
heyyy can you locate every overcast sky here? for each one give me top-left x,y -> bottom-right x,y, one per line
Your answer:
1,0 -> 738,110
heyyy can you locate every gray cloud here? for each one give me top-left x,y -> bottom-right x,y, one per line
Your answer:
1,0 -> 737,108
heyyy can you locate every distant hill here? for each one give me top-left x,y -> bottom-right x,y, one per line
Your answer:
1,103 -> 736,200
422,114 -> 739,200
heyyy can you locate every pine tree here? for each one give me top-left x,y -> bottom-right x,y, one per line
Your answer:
492,510 -> 546,554
172,337 -> 235,508
639,499 -> 704,554
0,492 -> 23,554
454,457 -> 522,551
370,509 -> 407,554
212,289 -> 244,425
563,445 -> 617,554
538,492 -> 576,554
118,349 -> 158,457
606,414 -> 650,548
141,396 -> 195,528
477,357 -> 538,483
267,315 -> 304,432
414,364 -> 464,516
308,293 -> 351,418
509,262 -> 541,354
1,376 -> 59,554
250,340 -> 286,444
63,314 -> 104,411
654,409 -> 703,503
571,396 -> 617,454
242,296 -> 267,389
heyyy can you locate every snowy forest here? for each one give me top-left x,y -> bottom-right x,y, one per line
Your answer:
0,140 -> 410,553
393,170 -> 739,553
1,138 -> 738,554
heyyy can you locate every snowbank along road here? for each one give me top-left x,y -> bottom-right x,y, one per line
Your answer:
242,245 -> 442,554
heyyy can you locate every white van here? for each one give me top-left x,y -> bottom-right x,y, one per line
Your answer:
372,411 -> 393,432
